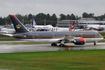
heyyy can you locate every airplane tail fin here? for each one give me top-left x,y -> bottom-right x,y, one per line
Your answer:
33,19 -> 37,26
69,21 -> 75,31
10,15 -> 29,33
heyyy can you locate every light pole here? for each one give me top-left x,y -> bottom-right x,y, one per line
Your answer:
30,19 -> 32,32
22,18 -> 24,25
44,19 -> 46,25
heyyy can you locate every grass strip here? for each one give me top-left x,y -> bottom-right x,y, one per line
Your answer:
0,50 -> 105,70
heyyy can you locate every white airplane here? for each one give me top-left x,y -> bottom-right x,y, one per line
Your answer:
33,19 -> 53,31
53,21 -> 75,31
0,28 -> 15,34
87,24 -> 104,31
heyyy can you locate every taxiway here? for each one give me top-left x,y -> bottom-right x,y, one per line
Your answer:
0,42 -> 105,53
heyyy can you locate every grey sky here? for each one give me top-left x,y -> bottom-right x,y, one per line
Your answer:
0,0 -> 105,17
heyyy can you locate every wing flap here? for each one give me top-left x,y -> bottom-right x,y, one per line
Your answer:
63,34 -> 74,41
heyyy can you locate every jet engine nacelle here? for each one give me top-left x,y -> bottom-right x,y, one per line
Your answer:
73,38 -> 86,45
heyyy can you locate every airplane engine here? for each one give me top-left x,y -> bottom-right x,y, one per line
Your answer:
73,38 -> 86,45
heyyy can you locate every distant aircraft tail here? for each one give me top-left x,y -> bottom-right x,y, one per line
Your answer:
10,15 -> 29,33
33,19 -> 37,26
69,21 -> 75,31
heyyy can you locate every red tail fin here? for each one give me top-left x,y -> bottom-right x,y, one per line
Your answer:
69,21 -> 75,31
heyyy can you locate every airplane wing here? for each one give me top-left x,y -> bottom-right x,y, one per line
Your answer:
57,34 -> 74,43
63,34 -> 74,41
3,34 -> 13,37
56,34 -> 85,45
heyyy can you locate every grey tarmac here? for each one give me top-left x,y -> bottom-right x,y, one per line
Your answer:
0,42 -> 105,53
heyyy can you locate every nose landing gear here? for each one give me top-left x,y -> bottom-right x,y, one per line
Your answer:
94,41 -> 97,45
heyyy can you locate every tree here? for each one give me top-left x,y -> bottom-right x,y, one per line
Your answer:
70,14 -> 75,20
75,15 -> 80,20
50,14 -> 57,26
66,14 -> 71,20
4,15 -> 11,25
46,14 -> 51,21
82,12 -> 88,18
88,13 -> 94,18
35,13 -> 47,21
1,12 -> 105,26
59,14 -> 66,20
28,14 -> 33,20
0,17 -> 5,25
51,14 -> 57,21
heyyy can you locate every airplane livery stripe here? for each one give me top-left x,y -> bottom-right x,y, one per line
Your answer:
13,35 -> 103,39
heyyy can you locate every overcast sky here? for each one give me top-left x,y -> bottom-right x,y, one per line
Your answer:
0,0 -> 105,17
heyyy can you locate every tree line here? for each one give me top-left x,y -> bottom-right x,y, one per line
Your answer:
0,12 -> 105,26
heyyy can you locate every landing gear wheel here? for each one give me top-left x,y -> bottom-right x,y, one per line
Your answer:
51,43 -> 57,46
59,44 -> 65,47
94,41 -> 97,45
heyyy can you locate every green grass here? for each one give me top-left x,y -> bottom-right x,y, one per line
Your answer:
0,50 -> 105,70
0,38 -> 20,41
0,34 -> 20,41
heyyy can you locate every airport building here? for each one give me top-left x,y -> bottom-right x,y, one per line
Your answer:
1,18 -> 105,31
56,18 -> 105,29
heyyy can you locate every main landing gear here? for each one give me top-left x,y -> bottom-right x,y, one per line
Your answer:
59,40 -> 66,47
51,41 -> 66,47
59,44 -> 65,47
51,43 -> 57,46
51,43 -> 65,47
94,41 -> 97,45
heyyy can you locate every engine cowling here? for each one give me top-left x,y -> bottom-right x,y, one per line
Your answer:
73,38 -> 86,45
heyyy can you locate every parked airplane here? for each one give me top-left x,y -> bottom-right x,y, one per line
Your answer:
87,24 -> 104,31
54,21 -> 75,31
9,15 -> 103,46
33,19 -> 53,31
0,28 -> 15,34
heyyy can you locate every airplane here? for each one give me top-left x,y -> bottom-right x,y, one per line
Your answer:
53,21 -> 75,31
9,15 -> 103,46
33,19 -> 53,31
87,24 -> 104,31
0,28 -> 15,34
